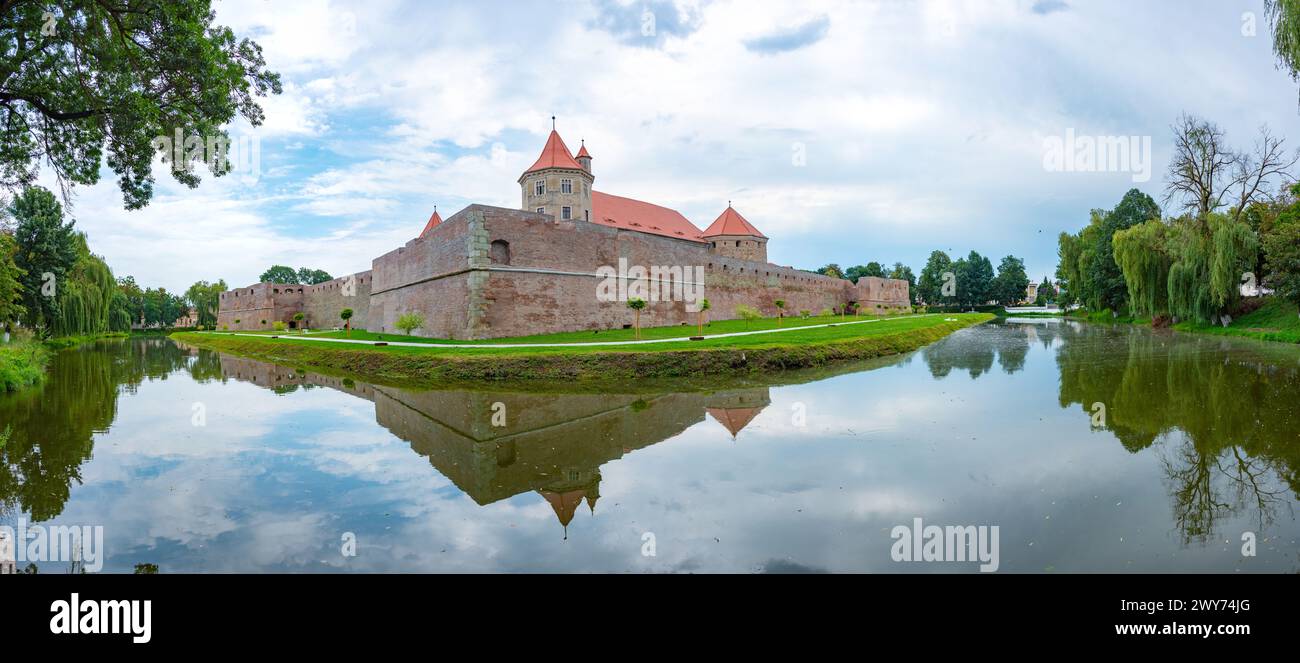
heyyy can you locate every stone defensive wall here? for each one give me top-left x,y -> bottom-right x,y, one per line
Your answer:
216,271 -> 371,331
301,271 -> 372,330
369,204 -> 908,339
216,282 -> 305,331
219,204 -> 910,338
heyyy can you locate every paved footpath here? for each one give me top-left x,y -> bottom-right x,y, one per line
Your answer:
200,314 -> 942,350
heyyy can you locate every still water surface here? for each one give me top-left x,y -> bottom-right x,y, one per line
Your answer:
2,319 -> 1299,572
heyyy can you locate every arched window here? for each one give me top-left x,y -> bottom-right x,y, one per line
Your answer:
490,239 -> 511,265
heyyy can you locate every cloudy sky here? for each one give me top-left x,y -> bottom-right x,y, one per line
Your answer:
39,0 -> 1300,291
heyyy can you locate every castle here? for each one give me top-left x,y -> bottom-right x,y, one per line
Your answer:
216,129 -> 910,338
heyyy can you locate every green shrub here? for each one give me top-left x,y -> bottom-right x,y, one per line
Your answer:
396,312 -> 425,335
0,338 -> 50,391
272,321 -> 287,332
734,304 -> 762,327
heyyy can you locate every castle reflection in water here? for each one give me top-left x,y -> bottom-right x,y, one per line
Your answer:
218,356 -> 770,535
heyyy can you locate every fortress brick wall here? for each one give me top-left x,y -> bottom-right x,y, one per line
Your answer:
371,204 -> 878,339
217,282 -> 305,331
301,271 -> 373,330
368,207 -> 477,337
218,204 -> 909,339
215,275 -> 371,332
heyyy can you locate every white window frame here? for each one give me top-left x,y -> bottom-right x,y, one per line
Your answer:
561,178 -> 572,194
561,206 -> 572,220
536,207 -> 545,214
534,179 -> 545,195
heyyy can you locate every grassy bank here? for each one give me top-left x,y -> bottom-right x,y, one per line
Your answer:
42,331 -> 130,349
1068,298 -> 1300,344
174,313 -> 992,383
0,337 -> 50,392
232,312 -> 913,345
1171,299 -> 1300,343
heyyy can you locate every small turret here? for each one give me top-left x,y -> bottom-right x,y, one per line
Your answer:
576,140 -> 592,174
702,203 -> 768,262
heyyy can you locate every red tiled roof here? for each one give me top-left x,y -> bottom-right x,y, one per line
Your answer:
701,205 -> 766,238
591,191 -> 705,242
706,407 -> 764,438
419,209 -> 442,238
576,142 -> 591,159
522,130 -> 584,175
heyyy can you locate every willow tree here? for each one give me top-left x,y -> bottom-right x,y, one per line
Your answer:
1266,0 -> 1300,105
1165,214 -> 1258,324
1112,220 -> 1171,318
49,233 -> 116,337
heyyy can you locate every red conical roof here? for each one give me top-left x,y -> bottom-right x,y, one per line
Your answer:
706,407 -> 765,438
419,209 -> 442,238
522,130 -> 584,175
701,205 -> 766,239
576,141 -> 591,159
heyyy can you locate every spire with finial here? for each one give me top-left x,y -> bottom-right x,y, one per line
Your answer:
576,138 -> 592,173
419,204 -> 443,238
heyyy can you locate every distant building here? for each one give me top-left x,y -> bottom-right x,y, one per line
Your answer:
0,530 -> 14,575
174,308 -> 198,328
1025,282 -> 1039,304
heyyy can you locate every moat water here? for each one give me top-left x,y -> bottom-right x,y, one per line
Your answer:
2,319 -> 1300,572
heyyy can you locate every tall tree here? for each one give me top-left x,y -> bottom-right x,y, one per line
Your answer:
184,279 -> 227,327
954,251 -> 994,308
1265,1 -> 1300,104
917,250 -> 952,305
992,255 -> 1030,306
49,232 -> 116,337
815,263 -> 844,280
845,262 -> 885,283
0,230 -> 24,330
1112,220 -> 1172,317
1164,114 -> 1296,222
259,265 -> 298,284
295,267 -> 332,285
0,1 -> 281,207
116,275 -> 144,326
9,186 -> 76,331
1263,219 -> 1300,318
1057,189 -> 1160,313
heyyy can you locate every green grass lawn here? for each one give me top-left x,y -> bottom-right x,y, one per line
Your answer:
175,313 -> 991,382
1173,298 -> 1300,343
219,312 -> 927,348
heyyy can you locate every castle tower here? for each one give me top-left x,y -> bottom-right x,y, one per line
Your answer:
518,124 -> 594,223
702,203 -> 768,262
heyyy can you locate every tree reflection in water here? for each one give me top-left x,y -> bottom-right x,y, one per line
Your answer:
0,338 -> 225,522
925,319 -> 1300,545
